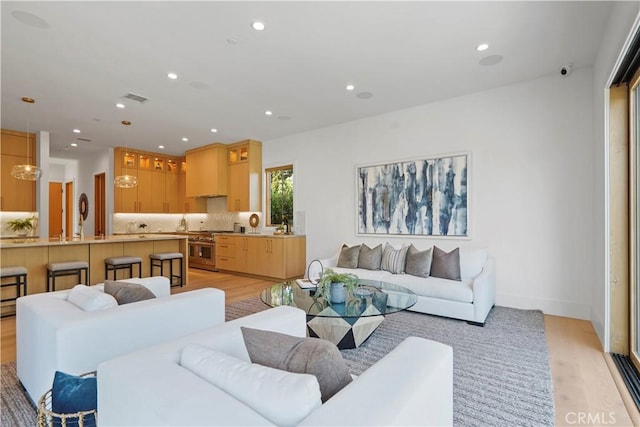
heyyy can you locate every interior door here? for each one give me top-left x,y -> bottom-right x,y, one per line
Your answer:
94,173 -> 106,236
65,181 -> 73,239
49,182 -> 63,238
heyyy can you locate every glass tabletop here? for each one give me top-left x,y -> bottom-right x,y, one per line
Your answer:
260,279 -> 417,318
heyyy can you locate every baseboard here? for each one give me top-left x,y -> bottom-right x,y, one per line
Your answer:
496,292 -> 591,320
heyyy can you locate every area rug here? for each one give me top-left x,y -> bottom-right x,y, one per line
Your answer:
1,300 -> 554,427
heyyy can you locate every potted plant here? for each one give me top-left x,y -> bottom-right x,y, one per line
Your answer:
317,268 -> 359,304
7,217 -> 35,236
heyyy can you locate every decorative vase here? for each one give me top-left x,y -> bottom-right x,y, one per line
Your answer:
14,229 -> 28,237
329,282 -> 346,304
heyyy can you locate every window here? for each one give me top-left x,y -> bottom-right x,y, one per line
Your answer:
266,165 -> 294,227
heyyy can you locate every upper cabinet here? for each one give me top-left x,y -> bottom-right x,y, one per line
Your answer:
0,129 -> 36,212
227,139 -> 262,212
114,148 -> 182,213
185,143 -> 227,198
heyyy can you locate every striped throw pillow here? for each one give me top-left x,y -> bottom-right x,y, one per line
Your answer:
380,243 -> 409,274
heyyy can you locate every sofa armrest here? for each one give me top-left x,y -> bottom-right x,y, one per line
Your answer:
471,256 -> 496,322
299,337 -> 453,426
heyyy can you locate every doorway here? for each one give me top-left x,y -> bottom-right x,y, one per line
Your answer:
48,182 -> 63,238
65,181 -> 73,239
94,173 -> 106,237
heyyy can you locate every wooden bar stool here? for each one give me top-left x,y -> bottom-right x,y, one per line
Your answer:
105,256 -> 142,280
149,252 -> 183,287
47,261 -> 89,292
0,266 -> 27,317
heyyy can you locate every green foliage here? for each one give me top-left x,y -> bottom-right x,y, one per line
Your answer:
269,168 -> 293,225
316,268 -> 359,302
7,217 -> 35,232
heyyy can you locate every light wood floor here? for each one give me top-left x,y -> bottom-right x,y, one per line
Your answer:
1,269 -> 637,426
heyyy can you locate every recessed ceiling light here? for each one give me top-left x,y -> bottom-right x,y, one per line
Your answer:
70,143 -> 78,147
73,129 -> 81,133
211,128 -> 218,133
476,43 -> 489,52
158,145 -> 165,149
265,110 -> 273,116
181,137 -> 189,142
167,72 -> 178,80
346,84 -> 355,91
116,103 -> 125,109
252,21 -> 265,31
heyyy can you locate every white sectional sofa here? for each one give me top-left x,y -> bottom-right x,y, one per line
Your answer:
98,306 -> 453,426
318,244 -> 496,325
16,276 -> 225,403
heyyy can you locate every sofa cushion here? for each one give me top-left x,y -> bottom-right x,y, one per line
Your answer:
241,327 -> 352,402
337,244 -> 361,269
459,248 -> 488,280
358,244 -> 382,270
381,243 -> 409,274
331,267 -> 392,281
180,344 -> 321,426
430,247 -> 461,281
405,245 -> 432,278
67,285 -> 118,311
104,280 -> 156,305
51,371 -> 97,427
392,274 -> 474,303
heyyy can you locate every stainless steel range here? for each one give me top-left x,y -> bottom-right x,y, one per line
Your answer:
187,232 -> 217,271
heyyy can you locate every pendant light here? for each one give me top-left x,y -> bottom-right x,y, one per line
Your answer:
114,120 -> 138,188
11,97 -> 42,181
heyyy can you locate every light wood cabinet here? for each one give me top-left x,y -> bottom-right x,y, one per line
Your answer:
1,129 -> 36,212
178,160 -> 207,213
185,143 -> 227,197
114,148 -> 182,213
227,140 -> 262,212
215,234 -> 305,280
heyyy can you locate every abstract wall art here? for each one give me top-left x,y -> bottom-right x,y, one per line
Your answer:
356,153 -> 469,237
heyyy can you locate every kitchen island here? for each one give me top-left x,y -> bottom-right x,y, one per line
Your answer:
0,234 -> 188,297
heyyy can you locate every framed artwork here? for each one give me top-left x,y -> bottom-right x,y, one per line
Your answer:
356,152 -> 469,237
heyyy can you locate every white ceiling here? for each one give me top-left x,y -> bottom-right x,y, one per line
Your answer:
1,1 -> 613,159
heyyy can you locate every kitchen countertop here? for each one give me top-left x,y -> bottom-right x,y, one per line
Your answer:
0,233 -> 187,248
214,232 -> 304,238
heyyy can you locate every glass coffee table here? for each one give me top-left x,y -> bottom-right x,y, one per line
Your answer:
260,279 -> 417,349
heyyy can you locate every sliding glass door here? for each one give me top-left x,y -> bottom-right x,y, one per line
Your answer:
631,71 -> 640,370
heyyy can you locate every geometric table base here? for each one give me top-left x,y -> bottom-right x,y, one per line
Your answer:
307,306 -> 385,349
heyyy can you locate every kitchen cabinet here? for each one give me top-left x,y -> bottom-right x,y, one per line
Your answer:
227,140 -> 262,212
0,129 -> 36,212
114,148 -> 182,213
215,234 -> 305,280
178,160 -> 207,213
185,143 -> 227,197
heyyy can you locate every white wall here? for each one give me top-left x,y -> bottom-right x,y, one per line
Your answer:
591,3 -> 640,349
264,68 -> 595,319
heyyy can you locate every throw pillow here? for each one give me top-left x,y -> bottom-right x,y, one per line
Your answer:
357,244 -> 382,270
67,285 -> 118,311
241,327 -> 352,402
104,280 -> 156,305
336,244 -> 361,269
405,245 -> 433,278
51,371 -> 97,427
430,246 -> 461,281
380,243 -> 409,274
180,344 -> 321,426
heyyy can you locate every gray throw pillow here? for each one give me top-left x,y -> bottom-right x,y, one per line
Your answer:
380,243 -> 409,274
241,327 -> 352,402
357,244 -> 382,270
104,280 -> 156,305
405,245 -> 433,278
430,246 -> 461,281
337,244 -> 361,269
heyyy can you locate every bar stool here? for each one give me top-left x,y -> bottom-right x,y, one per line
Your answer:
149,252 -> 183,287
105,256 -> 142,280
0,266 -> 27,317
47,261 -> 89,292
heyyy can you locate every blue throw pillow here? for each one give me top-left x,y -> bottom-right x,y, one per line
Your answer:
51,371 -> 97,427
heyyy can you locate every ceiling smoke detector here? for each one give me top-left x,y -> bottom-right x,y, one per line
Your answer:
122,92 -> 150,103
